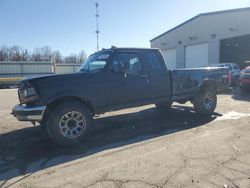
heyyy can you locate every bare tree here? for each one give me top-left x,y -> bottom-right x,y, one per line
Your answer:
31,46 -> 52,61
64,54 -> 78,64
52,50 -> 62,64
9,45 -> 22,61
41,46 -> 52,61
21,49 -> 29,61
78,50 -> 87,64
0,46 -> 9,61
31,47 -> 42,61
0,45 -> 87,63
7,45 -> 29,61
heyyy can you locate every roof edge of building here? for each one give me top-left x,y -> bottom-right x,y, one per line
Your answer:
150,7 -> 250,42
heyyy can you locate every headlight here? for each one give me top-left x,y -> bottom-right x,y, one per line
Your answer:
19,87 -> 39,104
241,69 -> 250,77
240,70 -> 246,78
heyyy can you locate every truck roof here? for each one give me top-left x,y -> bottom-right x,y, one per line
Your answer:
89,47 -> 160,56
100,47 -> 159,52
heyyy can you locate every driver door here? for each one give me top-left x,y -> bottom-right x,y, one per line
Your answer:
105,51 -> 150,106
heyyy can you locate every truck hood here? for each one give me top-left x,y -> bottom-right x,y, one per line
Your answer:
18,73 -> 86,88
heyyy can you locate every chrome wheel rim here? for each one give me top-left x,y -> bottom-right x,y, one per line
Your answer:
59,111 -> 86,139
204,92 -> 214,110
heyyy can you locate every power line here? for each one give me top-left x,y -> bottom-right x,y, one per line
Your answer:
95,2 -> 100,51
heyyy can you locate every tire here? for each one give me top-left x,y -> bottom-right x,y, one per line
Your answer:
39,121 -> 48,136
46,102 -> 93,147
193,87 -> 217,116
155,102 -> 172,112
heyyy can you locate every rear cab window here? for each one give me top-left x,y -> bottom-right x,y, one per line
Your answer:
143,50 -> 166,73
233,64 -> 239,70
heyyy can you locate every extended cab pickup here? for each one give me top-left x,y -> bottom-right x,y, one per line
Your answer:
12,48 -> 229,146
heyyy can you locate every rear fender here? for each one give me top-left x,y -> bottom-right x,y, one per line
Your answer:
199,79 -> 217,93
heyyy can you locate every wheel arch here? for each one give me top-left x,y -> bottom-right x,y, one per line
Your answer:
42,96 -> 95,124
200,79 -> 217,92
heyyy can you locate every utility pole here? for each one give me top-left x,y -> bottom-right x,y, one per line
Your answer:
95,2 -> 100,51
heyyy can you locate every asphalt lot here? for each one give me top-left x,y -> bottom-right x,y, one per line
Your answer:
0,88 -> 250,188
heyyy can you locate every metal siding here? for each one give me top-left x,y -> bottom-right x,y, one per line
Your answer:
55,64 -> 81,74
0,63 -> 21,74
22,63 -> 53,74
0,61 -> 81,77
0,61 -> 83,87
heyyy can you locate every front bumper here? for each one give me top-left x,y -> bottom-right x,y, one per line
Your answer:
12,105 -> 46,121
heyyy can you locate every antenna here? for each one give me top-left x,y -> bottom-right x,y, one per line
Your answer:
95,2 -> 100,51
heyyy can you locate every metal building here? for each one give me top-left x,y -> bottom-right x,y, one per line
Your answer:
150,7 -> 250,69
0,61 -> 81,88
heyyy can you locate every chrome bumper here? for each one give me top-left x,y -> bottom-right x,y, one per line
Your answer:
12,105 -> 46,121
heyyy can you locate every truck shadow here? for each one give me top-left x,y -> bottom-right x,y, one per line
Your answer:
231,87 -> 250,102
220,87 -> 250,102
0,106 -> 220,185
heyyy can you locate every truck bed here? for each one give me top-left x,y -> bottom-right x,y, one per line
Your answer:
170,67 -> 229,101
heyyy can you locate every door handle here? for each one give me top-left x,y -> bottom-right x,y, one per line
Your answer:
140,75 -> 148,78
140,74 -> 150,84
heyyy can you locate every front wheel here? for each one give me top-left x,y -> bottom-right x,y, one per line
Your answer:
46,102 -> 93,147
193,87 -> 217,115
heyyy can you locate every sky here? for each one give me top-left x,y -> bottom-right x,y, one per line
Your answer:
0,0 -> 250,56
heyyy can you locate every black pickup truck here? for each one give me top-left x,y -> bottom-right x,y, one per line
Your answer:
12,47 -> 228,146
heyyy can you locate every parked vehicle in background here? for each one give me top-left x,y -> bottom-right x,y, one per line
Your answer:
12,47 -> 229,147
240,66 -> 250,92
209,63 -> 240,86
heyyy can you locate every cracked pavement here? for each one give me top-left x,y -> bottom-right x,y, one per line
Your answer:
0,88 -> 250,188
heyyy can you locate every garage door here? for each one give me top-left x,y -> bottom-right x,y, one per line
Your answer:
185,43 -> 208,68
161,48 -> 176,69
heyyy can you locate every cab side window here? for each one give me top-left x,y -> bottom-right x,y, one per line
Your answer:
113,52 -> 143,75
144,51 -> 165,73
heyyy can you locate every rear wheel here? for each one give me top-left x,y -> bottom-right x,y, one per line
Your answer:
193,87 -> 217,115
46,102 -> 92,147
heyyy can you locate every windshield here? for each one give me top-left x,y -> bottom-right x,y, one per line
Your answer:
222,64 -> 233,70
79,52 -> 111,73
